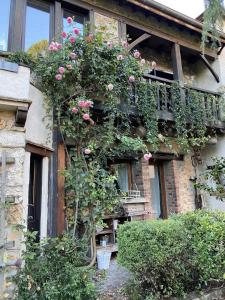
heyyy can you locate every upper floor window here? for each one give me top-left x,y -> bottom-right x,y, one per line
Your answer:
63,8 -> 86,36
25,0 -> 51,53
0,0 -> 11,51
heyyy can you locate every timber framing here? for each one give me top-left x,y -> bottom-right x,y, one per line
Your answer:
199,54 -> 220,83
127,33 -> 151,51
65,0 -> 220,58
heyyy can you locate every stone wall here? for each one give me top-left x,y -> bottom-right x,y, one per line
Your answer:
0,65 -> 52,298
0,114 -> 27,299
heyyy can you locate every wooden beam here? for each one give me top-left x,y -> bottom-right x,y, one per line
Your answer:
118,21 -> 127,41
65,0 -> 218,58
127,33 -> 151,51
26,142 -> 53,158
171,43 -> 184,84
57,143 -> 65,235
217,43 -> 225,55
199,54 -> 220,83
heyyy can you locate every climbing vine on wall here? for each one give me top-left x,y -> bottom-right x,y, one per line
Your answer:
202,0 -> 225,50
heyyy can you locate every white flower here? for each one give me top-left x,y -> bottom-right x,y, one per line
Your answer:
107,83 -> 114,91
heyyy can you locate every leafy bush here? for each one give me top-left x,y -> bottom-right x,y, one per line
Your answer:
118,210 -> 225,299
14,232 -> 97,300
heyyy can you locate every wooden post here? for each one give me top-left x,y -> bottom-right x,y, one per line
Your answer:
57,143 -> 65,235
171,43 -> 184,85
89,9 -> 95,35
8,0 -> 26,51
53,1 -> 62,40
118,21 -> 127,41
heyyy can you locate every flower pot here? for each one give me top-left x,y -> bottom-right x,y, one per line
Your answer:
97,250 -> 112,270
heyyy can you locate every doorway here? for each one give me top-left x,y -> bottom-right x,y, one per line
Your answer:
150,162 -> 168,219
28,153 -> 43,238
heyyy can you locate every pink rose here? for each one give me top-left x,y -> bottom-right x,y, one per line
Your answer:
144,153 -> 152,161
117,54 -> 124,61
61,31 -> 67,39
48,44 -> 55,51
83,113 -> 90,121
56,43 -> 62,50
55,74 -> 62,81
107,83 -> 114,91
73,28 -> 80,35
129,76 -> 135,83
66,64 -> 73,70
67,17 -> 73,24
86,100 -> 93,108
107,41 -> 113,49
70,52 -> 77,59
69,36 -> 75,43
71,107 -> 78,113
48,42 -> 58,51
78,101 -> 86,108
84,148 -> 91,155
133,50 -> 141,59
122,40 -> 128,47
58,67 -> 65,74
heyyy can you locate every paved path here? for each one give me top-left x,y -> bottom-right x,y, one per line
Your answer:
96,258 -> 132,299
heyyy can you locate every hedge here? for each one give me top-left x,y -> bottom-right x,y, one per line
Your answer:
117,210 -> 225,299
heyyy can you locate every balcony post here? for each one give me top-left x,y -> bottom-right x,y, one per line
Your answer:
171,43 -> 184,86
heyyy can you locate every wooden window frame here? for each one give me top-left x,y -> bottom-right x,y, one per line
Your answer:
6,0 -> 90,52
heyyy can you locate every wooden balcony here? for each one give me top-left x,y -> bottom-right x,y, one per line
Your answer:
142,75 -> 224,130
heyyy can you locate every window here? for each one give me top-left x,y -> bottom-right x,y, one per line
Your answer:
63,9 -> 86,36
25,0 -> 50,52
0,0 -> 11,51
117,162 -> 133,193
150,163 -> 168,219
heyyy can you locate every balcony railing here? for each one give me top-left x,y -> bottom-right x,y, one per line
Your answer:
142,74 -> 224,129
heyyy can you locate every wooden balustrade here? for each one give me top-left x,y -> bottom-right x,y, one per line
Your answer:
142,75 -> 224,129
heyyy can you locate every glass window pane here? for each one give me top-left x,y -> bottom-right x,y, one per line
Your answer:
25,1 -> 50,52
0,0 -> 11,51
117,164 -> 129,193
63,10 -> 85,36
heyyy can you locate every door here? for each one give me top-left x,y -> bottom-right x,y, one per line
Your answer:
150,163 -> 168,219
28,153 -> 43,239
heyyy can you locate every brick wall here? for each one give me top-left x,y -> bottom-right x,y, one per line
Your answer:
133,155 -> 196,219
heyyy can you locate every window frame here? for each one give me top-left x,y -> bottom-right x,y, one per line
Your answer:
4,0 -> 90,53
24,0 -> 54,51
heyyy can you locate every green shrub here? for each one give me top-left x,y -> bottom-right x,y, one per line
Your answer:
14,232 -> 97,300
118,210 -> 225,299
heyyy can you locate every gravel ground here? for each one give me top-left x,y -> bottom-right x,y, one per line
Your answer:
96,258 -> 132,300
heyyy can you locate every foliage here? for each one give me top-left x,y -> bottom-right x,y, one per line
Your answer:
196,156 -> 225,200
171,83 -> 213,151
137,81 -> 159,150
8,51 -> 36,70
118,210 -> 225,299
27,39 -> 49,58
14,231 -> 97,300
202,0 -> 225,51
